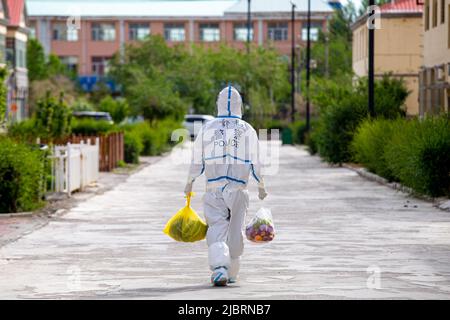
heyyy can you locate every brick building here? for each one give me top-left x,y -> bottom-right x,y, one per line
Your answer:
26,0 -> 333,91
1,0 -> 29,122
419,0 -> 450,115
351,0 -> 423,116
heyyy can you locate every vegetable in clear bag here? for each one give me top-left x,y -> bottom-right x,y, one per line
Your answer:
163,192 -> 208,242
245,207 -> 275,243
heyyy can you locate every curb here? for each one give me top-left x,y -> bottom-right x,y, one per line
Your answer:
0,212 -> 35,218
343,164 -> 450,212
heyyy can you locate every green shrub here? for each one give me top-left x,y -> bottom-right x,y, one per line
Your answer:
35,93 -> 72,142
124,130 -> 143,164
384,116 -> 450,197
265,119 -> 287,130
289,120 -> 319,145
71,119 -> 115,136
351,118 -> 399,180
122,118 -> 181,157
98,96 -> 129,124
316,94 -> 367,163
311,74 -> 409,164
0,137 -> 46,213
305,129 -> 319,155
134,122 -> 158,156
71,98 -> 95,112
117,160 -> 127,168
7,119 -> 39,143
289,121 -> 306,145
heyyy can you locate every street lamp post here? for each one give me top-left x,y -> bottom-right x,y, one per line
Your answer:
291,2 -> 296,123
305,0 -> 311,130
368,0 -> 375,117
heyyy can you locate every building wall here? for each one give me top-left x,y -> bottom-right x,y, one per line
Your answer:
420,0 -> 450,115
352,15 -> 423,115
29,15 -> 329,78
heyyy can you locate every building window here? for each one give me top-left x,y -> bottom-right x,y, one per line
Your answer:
53,22 -> 78,41
91,23 -> 116,41
164,23 -> 185,42
442,0 -> 446,23
6,39 -> 26,69
433,0 -> 438,27
91,56 -> 111,76
129,23 -> 150,41
268,22 -> 288,41
233,23 -> 253,41
425,0 -> 430,30
199,23 -> 220,42
59,56 -> 78,74
302,22 -> 322,42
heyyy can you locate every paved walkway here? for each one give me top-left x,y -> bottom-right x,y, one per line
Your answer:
1,143 -> 450,299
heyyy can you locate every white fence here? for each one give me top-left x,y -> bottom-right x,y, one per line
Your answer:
50,138 -> 100,196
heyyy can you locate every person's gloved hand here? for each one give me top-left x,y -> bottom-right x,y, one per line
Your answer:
258,187 -> 268,200
184,182 -> 193,196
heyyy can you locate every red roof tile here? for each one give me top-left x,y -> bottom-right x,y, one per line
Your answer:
380,0 -> 423,13
6,0 -> 25,26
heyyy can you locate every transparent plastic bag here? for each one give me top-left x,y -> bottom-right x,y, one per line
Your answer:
245,207 -> 275,243
163,192 -> 208,242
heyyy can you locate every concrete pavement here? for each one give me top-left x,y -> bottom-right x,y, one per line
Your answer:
1,143 -> 450,299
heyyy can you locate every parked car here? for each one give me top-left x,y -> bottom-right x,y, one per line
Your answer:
72,111 -> 113,124
183,114 -> 215,138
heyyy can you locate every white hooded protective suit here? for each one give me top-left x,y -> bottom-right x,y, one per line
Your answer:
187,86 -> 265,278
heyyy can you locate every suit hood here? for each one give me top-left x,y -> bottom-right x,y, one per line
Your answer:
216,86 -> 243,118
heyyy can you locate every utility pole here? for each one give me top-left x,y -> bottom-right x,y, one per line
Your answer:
368,0 -> 375,117
291,2 -> 296,123
305,0 -> 311,130
247,0 -> 251,54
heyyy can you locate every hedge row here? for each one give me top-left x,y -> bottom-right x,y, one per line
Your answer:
352,116 -> 450,197
308,75 -> 408,163
71,118 -> 181,164
122,119 -> 181,164
263,120 -> 317,145
0,137 -> 46,213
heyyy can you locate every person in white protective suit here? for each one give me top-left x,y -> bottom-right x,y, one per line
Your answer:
184,85 -> 267,286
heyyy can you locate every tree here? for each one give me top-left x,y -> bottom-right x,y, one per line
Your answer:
27,39 -> 71,81
89,79 -> 113,105
109,35 -> 290,124
310,1 -> 357,78
35,92 -> 72,142
27,39 -> 48,81
358,0 -> 391,16
330,0 -> 357,42
47,54 -> 67,78
27,39 -> 80,115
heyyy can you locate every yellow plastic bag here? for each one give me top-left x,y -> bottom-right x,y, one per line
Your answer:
163,192 -> 208,242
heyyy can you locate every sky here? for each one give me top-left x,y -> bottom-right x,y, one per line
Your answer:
28,0 -> 363,4
26,0 -> 364,11
342,0 -> 363,9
